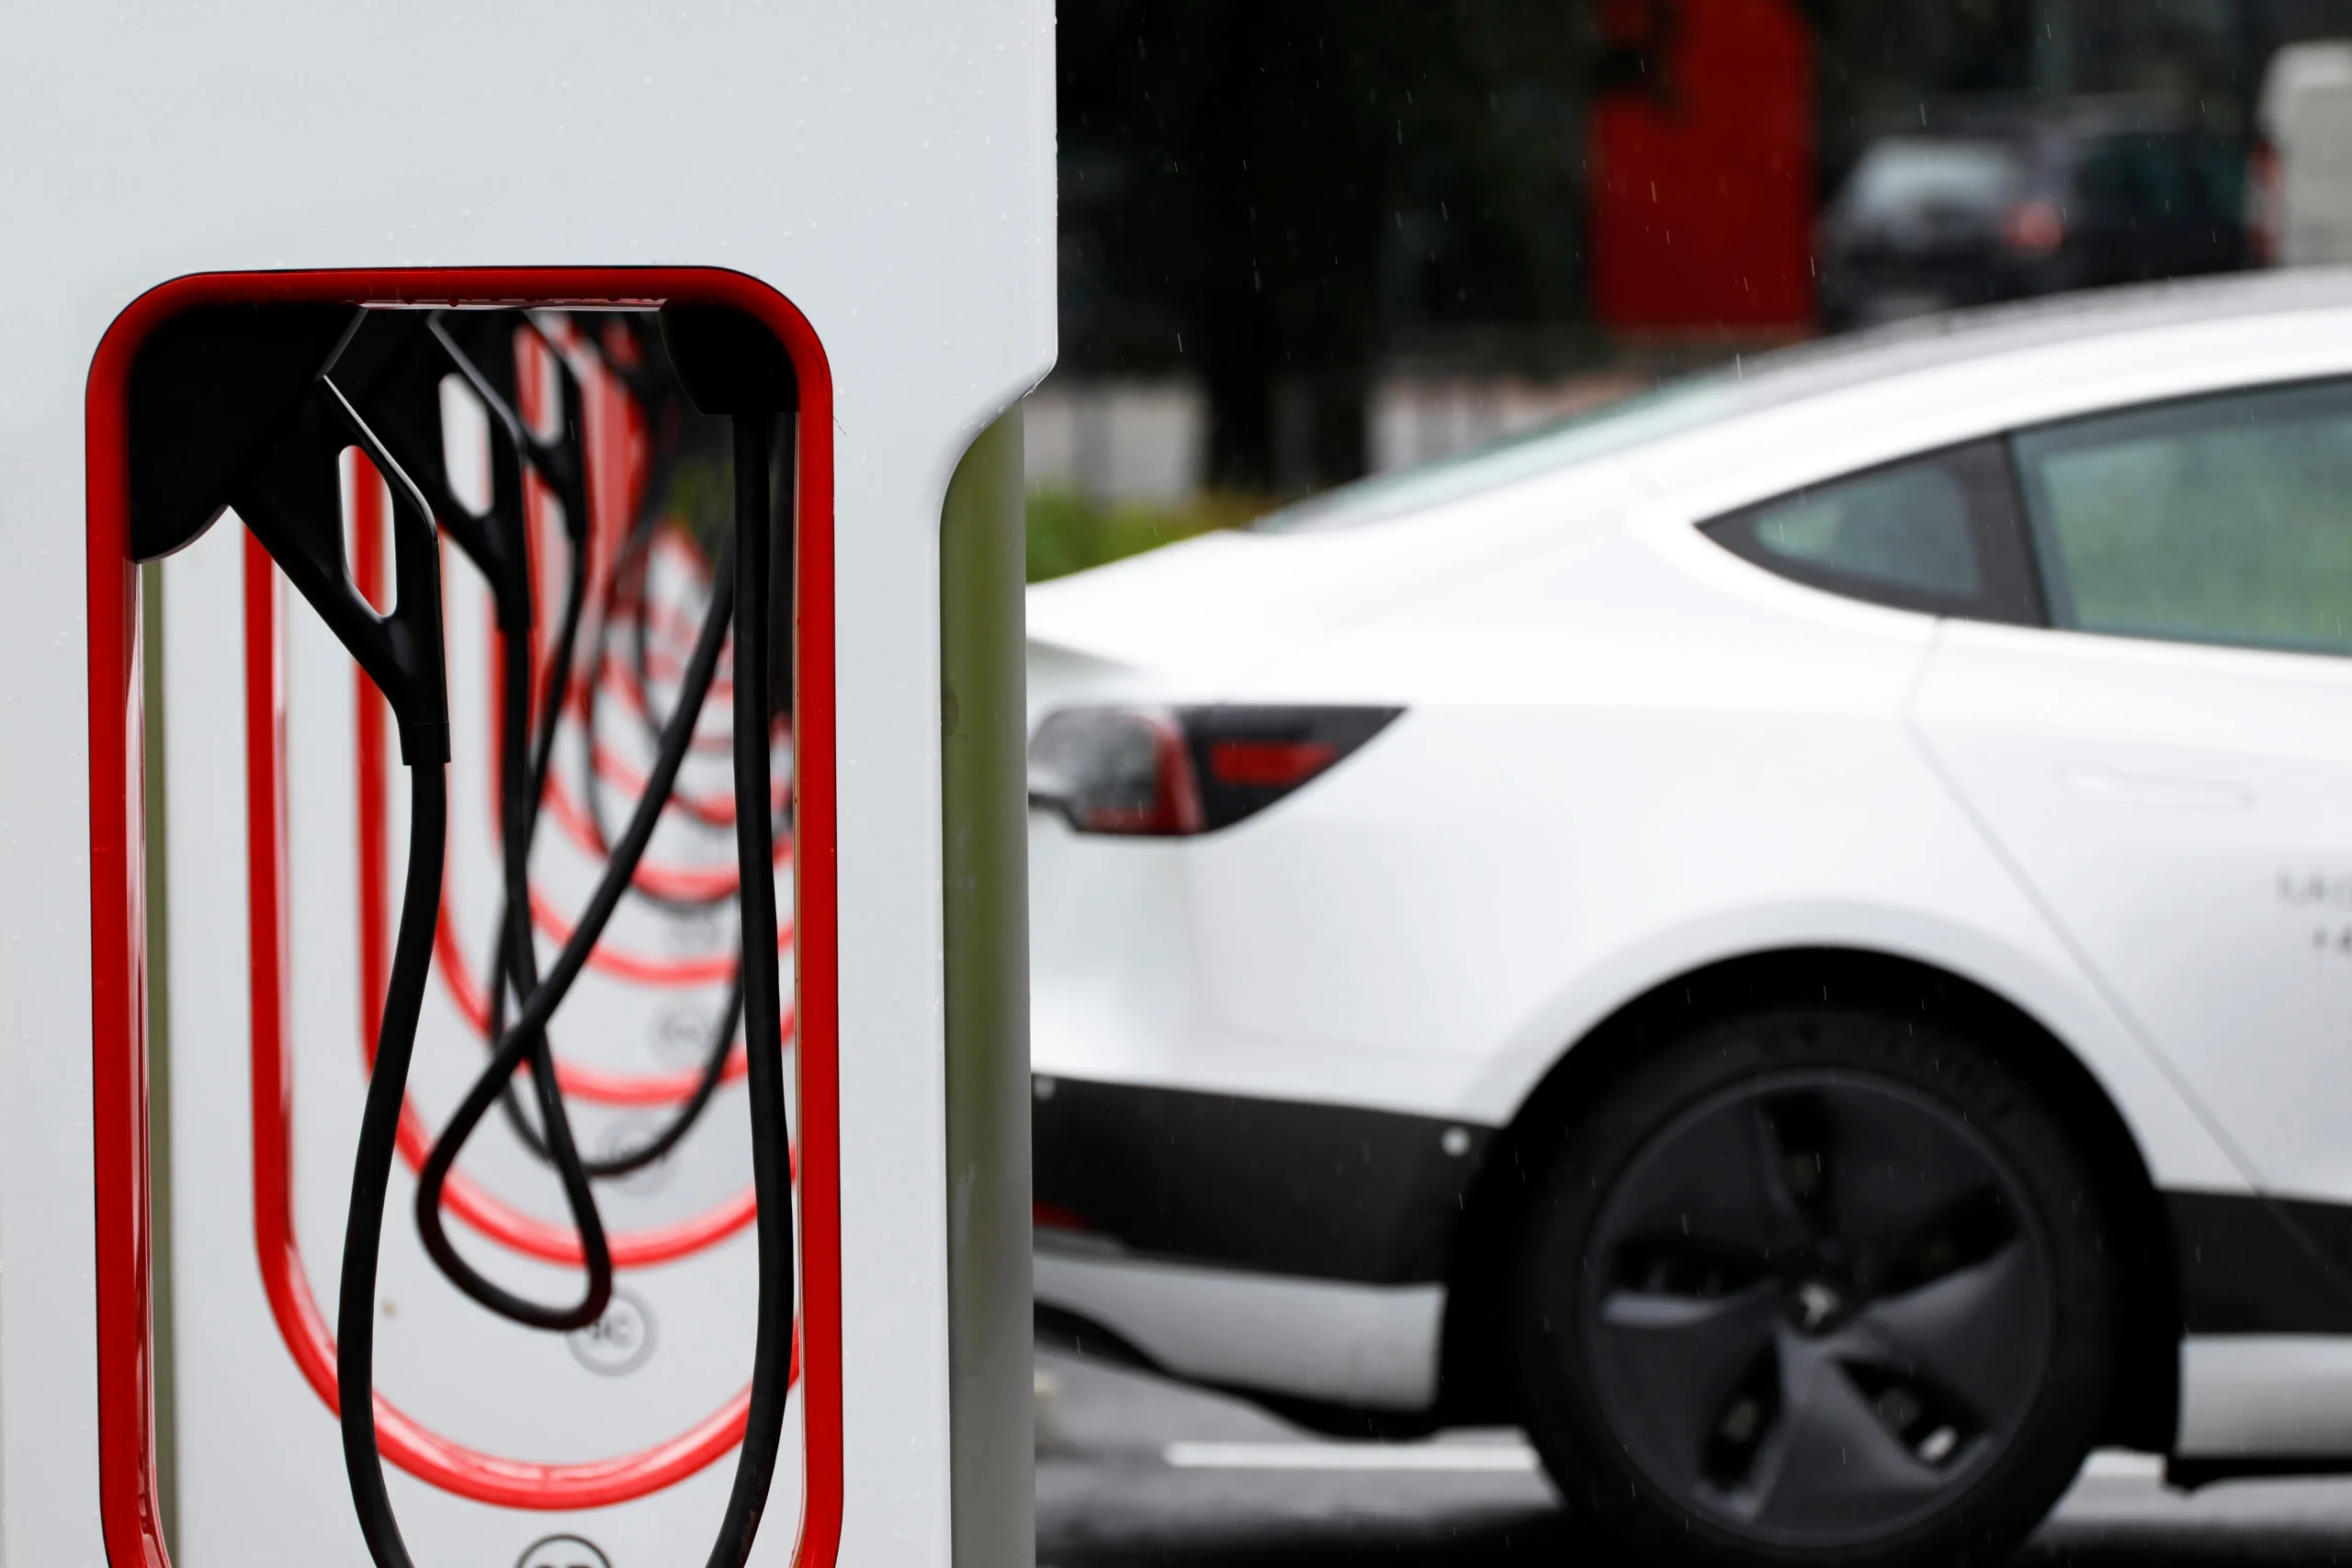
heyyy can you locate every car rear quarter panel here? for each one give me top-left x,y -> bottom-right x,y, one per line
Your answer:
1030,310 -> 2352,1213
1037,512 -> 2247,1197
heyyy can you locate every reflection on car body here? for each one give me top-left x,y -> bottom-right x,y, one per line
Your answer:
1027,271 -> 2352,1565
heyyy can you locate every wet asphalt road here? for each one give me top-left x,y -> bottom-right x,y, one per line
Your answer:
1034,1349 -> 2352,1567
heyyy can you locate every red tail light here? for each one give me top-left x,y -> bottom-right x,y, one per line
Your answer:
1999,198 -> 2065,256
1205,738 -> 1339,788
1032,1201 -> 1093,1233
2248,137 -> 2281,266
1026,706 -> 1203,834
1029,705 -> 1401,836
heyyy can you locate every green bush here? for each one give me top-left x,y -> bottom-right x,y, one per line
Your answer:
1025,487 -> 1274,583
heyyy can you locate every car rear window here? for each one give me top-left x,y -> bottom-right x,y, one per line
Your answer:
1842,138 -> 2030,219
1745,464 -> 1982,594
1701,440 -> 2042,624
1250,378 -> 1752,535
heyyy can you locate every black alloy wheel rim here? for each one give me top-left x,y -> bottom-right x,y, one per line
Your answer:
1578,1070 -> 2052,1547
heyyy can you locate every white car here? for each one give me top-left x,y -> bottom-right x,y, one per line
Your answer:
1025,270 -> 2352,1565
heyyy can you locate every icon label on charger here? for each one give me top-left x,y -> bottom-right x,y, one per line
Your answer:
650,1001 -> 714,1067
568,1290 -> 655,1377
516,1533 -> 612,1568
663,906 -> 725,957
597,1116 -> 680,1198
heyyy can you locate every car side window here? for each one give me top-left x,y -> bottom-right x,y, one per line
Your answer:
2074,141 -> 2139,216
1699,439 -> 2043,624
2075,135 -> 2196,223
2012,378 -> 2352,657
2182,134 -> 2245,219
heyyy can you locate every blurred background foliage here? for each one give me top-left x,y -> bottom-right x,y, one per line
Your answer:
1057,0 -> 1590,490
1026,488 -> 1274,584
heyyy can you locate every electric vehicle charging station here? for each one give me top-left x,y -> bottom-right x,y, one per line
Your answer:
0,7 -> 1050,1566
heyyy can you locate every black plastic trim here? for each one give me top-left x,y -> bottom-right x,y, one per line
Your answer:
1182,705 -> 1404,832
1035,1096 -> 2352,1337
127,302 -> 363,562
2169,1190 -> 2352,1336
128,303 -> 451,764
1031,1075 -> 1492,1285
2167,1454 -> 2352,1491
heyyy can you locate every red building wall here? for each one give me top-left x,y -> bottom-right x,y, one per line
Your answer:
1589,0 -> 1815,332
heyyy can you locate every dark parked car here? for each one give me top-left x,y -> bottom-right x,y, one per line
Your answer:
1818,103 -> 2245,329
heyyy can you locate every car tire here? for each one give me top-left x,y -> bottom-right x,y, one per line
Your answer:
1510,1007 -> 2117,1567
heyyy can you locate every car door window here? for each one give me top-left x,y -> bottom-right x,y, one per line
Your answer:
2075,135 -> 2185,237
2183,134 -> 2245,220
2074,140 -> 2139,219
2133,137 -> 2192,220
2012,378 -> 2352,657
1700,439 -> 2042,623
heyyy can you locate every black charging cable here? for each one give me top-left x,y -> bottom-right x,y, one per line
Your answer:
585,503 -> 735,898
461,319 -> 642,1201
378,310 -> 730,1206
441,311 -> 618,1327
571,312 -> 792,852
345,508 -> 780,1568
401,409 -> 797,1568
333,309 -> 616,1330
570,332 -> 749,912
413,519 -> 732,1221
130,300 -> 798,1568
374,317 -> 799,1568
338,753 -> 450,1568
477,320 -> 753,1178
704,396 -> 797,1568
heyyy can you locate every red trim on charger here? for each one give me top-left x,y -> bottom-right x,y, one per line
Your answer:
86,267 -> 842,1568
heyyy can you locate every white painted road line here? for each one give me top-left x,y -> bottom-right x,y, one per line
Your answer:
1163,1440 -> 1539,1473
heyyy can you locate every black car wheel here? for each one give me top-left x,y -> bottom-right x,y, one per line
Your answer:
1510,1008 -> 2117,1566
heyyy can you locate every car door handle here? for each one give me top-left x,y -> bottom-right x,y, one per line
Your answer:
2061,763 -> 2256,812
